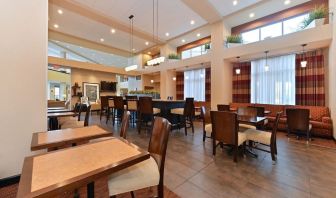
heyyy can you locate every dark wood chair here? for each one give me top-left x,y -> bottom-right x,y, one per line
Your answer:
200,106 -> 212,142
126,99 -> 138,126
248,106 -> 268,129
217,104 -> 230,111
210,111 -> 247,162
137,97 -> 160,134
237,107 -> 258,130
286,108 -> 312,144
99,96 -> 109,121
245,112 -> 281,162
112,96 -> 125,126
119,111 -> 130,139
106,96 -> 115,124
171,98 -> 195,135
108,117 -> 171,198
61,105 -> 92,129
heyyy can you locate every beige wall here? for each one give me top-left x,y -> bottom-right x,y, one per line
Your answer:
0,0 -> 47,178
48,70 -> 71,84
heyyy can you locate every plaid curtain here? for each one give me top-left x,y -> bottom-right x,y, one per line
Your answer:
176,72 -> 184,100
296,50 -> 325,106
205,67 -> 211,102
232,62 -> 251,103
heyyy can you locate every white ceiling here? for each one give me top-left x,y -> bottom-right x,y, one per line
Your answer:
208,0 -> 263,16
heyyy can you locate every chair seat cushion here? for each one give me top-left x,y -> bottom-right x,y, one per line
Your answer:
237,132 -> 247,146
205,124 -> 212,136
58,116 -> 76,125
170,108 -> 184,115
195,111 -> 201,116
153,108 -> 161,115
108,156 -> 160,196
61,120 -> 84,129
239,123 -> 256,131
245,129 -> 271,145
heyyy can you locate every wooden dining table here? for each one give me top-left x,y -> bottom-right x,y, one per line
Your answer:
31,125 -> 112,151
238,115 -> 267,125
17,138 -> 150,198
47,112 -> 77,130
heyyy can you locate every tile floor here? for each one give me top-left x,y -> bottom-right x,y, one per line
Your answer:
92,114 -> 336,198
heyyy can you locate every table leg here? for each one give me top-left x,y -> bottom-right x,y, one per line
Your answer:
246,141 -> 258,158
87,182 -> 95,198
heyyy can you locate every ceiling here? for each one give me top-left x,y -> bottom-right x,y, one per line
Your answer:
48,0 -> 312,62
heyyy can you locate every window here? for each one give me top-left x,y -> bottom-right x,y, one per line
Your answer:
283,14 -> 309,34
251,54 -> 295,105
181,43 -> 209,60
242,29 -> 259,44
184,68 -> 205,101
260,22 -> 282,40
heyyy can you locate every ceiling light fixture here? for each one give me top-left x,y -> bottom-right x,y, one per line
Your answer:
151,79 -> 154,83
284,0 -> 291,5
197,33 -> 201,37
145,41 -> 149,45
148,52 -> 152,55
100,38 -> 104,42
233,0 -> 238,6
190,20 -> 195,25
165,32 -> 170,37
125,15 -> 138,72
110,29 -> 116,34
182,39 -> 186,43
301,44 -> 307,68
185,76 -> 189,80
173,77 -> 176,81
249,13 -> 255,18
53,24 -> 59,28
235,56 -> 241,75
57,9 -> 63,15
264,51 -> 269,72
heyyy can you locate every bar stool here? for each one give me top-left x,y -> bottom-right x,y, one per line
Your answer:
126,98 -> 138,126
137,97 -> 160,134
106,96 -> 115,124
171,98 -> 195,135
99,96 -> 109,121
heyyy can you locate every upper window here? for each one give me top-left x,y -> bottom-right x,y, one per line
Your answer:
260,22 -> 282,40
283,13 -> 309,34
242,29 -> 259,44
181,43 -> 209,60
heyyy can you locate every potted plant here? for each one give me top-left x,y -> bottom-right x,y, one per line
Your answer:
226,35 -> 243,48
167,53 -> 180,62
204,43 -> 211,51
302,5 -> 328,29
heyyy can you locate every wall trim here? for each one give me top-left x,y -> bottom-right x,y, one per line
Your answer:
0,175 -> 20,187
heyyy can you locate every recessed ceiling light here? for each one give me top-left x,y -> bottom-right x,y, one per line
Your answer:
249,13 -> 255,18
145,41 -> 149,46
57,9 -> 63,15
182,39 -> 186,43
284,0 -> 291,5
190,20 -> 195,25
165,32 -> 170,37
53,24 -> 59,28
148,52 -> 152,55
132,48 -> 136,51
197,33 -> 201,37
100,38 -> 104,42
233,0 -> 238,6
110,29 -> 116,34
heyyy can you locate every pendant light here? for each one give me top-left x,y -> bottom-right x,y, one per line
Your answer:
301,44 -> 307,68
264,51 -> 269,72
235,56 -> 241,75
125,15 -> 138,72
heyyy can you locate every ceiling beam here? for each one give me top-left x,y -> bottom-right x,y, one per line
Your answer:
181,0 -> 222,24
49,29 -> 131,57
49,0 -> 163,45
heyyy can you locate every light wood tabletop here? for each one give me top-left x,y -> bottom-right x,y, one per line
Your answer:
47,112 -> 77,118
18,138 -> 150,198
31,125 -> 112,151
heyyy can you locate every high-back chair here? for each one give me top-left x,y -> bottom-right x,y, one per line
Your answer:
99,96 -> 109,121
112,96 -> 124,126
126,98 -> 138,126
286,108 -> 311,143
61,105 -> 92,129
237,107 -> 258,131
248,106 -> 268,129
119,111 -> 130,139
106,96 -> 115,124
201,106 -> 212,142
137,97 -> 160,134
108,117 -> 171,198
211,111 -> 247,162
171,97 -> 195,135
245,112 -> 282,162
217,104 -> 230,111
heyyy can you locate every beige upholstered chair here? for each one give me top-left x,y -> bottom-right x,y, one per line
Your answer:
171,98 -> 196,135
108,117 -> 171,198
61,105 -> 91,129
244,112 -> 281,162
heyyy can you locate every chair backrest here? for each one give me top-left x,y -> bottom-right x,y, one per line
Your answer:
237,107 -> 257,117
184,98 -> 195,116
271,112 -> 282,146
248,106 -> 265,117
148,117 -> 171,181
286,108 -> 310,131
113,96 -> 124,110
138,97 -> 153,115
108,98 -> 114,108
120,111 -> 130,139
126,95 -> 138,100
217,104 -> 230,111
77,103 -> 87,121
100,96 -> 109,109
126,99 -> 138,111
84,105 -> 91,126
210,111 -> 238,145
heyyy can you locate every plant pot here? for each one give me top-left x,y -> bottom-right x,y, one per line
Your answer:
305,18 -> 325,29
227,43 -> 243,48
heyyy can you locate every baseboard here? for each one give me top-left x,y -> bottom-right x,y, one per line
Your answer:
0,175 -> 20,187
